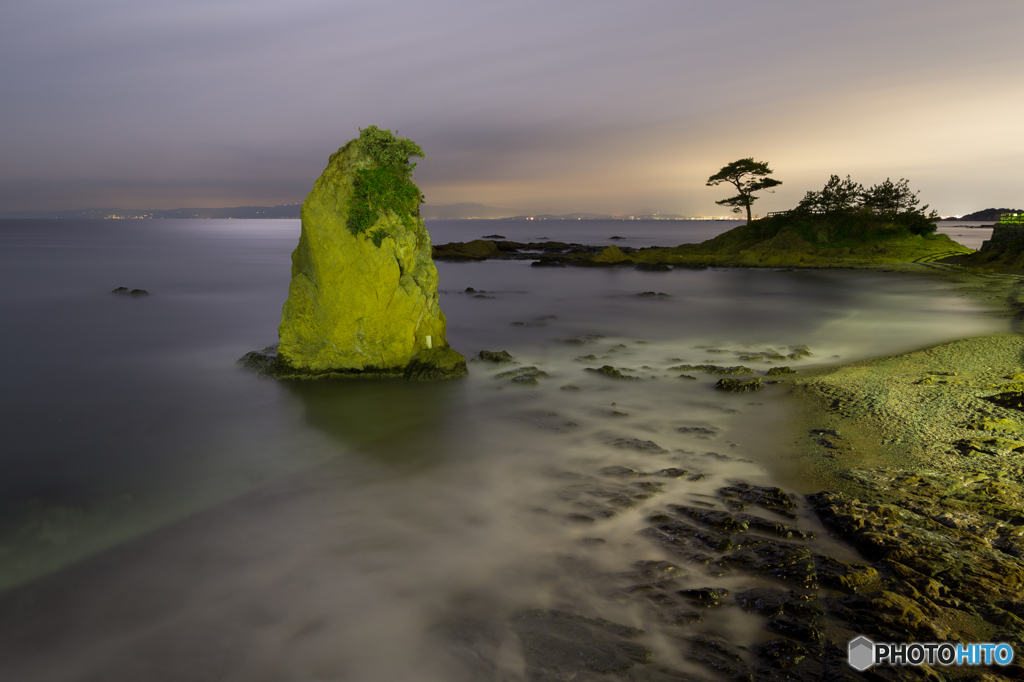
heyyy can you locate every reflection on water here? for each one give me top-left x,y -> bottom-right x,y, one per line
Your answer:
287,379 -> 468,466
0,219 -> 1008,680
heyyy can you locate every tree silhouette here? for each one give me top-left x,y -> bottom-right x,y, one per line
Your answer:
706,158 -> 782,222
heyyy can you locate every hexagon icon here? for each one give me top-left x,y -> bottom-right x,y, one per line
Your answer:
848,636 -> 874,671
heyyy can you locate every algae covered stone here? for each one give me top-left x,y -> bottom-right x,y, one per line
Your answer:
270,126 -> 466,379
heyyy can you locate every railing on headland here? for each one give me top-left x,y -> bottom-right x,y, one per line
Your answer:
998,213 -> 1024,224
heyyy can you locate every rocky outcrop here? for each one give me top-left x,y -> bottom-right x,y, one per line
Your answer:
242,127 -> 466,380
955,223 -> 1024,270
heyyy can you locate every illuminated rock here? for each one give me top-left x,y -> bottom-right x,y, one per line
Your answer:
245,127 -> 466,380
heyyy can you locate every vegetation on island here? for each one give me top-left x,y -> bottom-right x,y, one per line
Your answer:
347,125 -> 425,246
706,158 -> 782,222
639,172 -> 963,267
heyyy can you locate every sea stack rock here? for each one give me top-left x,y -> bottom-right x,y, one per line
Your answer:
246,126 -> 467,380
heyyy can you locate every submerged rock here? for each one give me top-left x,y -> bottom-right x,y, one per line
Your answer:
244,127 -> 466,381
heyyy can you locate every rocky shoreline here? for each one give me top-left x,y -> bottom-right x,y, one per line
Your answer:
437,265 -> 1024,681
767,265 -> 1024,679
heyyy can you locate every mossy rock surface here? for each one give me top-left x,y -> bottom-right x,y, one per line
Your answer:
274,128 -> 464,379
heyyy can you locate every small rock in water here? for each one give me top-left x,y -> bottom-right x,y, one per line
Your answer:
495,365 -> 542,380
585,365 -> 639,380
600,466 -> 644,477
609,235 -> 625,240
610,438 -> 667,453
715,378 -> 763,393
511,371 -> 547,385
476,350 -> 515,364
766,366 -> 797,375
481,234 -> 505,239
110,287 -> 149,296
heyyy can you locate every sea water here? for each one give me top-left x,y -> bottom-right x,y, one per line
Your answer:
0,219 -> 1002,680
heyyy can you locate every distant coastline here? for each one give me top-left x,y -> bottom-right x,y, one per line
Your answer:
0,202 -> 741,221
2,201 -> 1015,221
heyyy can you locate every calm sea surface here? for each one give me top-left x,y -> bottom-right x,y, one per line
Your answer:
0,218 -> 1002,680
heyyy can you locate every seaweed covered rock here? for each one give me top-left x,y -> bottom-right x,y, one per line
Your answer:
264,127 -> 466,380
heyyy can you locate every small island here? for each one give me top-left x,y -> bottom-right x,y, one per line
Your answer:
435,174 -> 971,268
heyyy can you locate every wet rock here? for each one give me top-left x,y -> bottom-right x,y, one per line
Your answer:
237,345 -> 280,376
495,366 -> 541,379
678,427 -> 717,435
669,364 -> 754,375
766,366 -> 797,375
715,378 -> 764,393
683,635 -> 752,681
404,348 -> 471,381
575,354 -> 600,361
758,638 -> 808,669
636,291 -> 671,298
560,384 -> 580,391
586,365 -> 640,379
657,468 -> 689,478
668,504 -> 813,540
677,587 -> 730,608
677,374 -> 698,380
642,518 -> 738,553
610,438 -> 668,453
476,349 -> 515,364
599,466 -> 644,477
511,371 -> 548,385
110,287 -> 150,296
622,560 -> 685,581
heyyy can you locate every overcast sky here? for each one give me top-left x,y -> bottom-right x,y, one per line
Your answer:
2,0 -> 1021,215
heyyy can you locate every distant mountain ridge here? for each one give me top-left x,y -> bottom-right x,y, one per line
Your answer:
948,208 -> 1024,221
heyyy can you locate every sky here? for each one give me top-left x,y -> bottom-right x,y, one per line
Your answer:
2,0 -> 1022,216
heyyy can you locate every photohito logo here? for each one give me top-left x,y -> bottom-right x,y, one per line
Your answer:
848,636 -> 1014,670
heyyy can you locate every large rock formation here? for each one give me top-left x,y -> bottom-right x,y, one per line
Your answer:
241,127 -> 467,380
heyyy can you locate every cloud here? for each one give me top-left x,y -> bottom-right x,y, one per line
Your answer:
1,0 -> 1022,213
